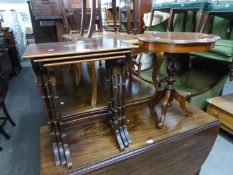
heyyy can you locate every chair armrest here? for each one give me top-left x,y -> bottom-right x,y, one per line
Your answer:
186,73 -> 228,101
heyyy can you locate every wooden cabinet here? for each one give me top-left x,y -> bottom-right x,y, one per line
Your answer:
3,30 -> 21,75
207,94 -> 233,135
119,0 -> 152,34
31,0 -> 62,16
137,0 -> 152,33
119,0 -> 136,33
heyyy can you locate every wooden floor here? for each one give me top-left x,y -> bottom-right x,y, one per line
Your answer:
40,101 -> 219,175
55,64 -> 155,117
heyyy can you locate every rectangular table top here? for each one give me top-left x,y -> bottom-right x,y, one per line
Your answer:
207,93 -> 233,114
23,38 -> 138,59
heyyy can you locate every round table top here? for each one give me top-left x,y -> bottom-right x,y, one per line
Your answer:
136,32 -> 220,53
136,32 -> 220,44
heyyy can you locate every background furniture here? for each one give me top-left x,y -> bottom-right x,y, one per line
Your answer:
0,32 -> 12,98
0,96 -> 16,151
207,93 -> 233,135
40,101 -> 219,175
119,0 -> 152,34
27,0 -> 65,43
192,2 -> 233,80
167,1 -> 210,32
0,96 -> 15,139
2,29 -> 21,75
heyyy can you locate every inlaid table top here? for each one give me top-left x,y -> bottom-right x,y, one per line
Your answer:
136,32 -> 220,53
23,38 -> 138,59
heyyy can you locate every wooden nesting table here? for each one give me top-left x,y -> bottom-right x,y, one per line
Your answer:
137,32 -> 220,128
23,38 -> 139,168
62,32 -> 141,107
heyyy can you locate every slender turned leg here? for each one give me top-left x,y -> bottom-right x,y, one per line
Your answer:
31,61 -> 72,168
106,60 -> 124,151
2,101 -> 16,126
46,68 -> 72,168
87,62 -> 97,106
121,62 -> 131,145
74,63 -> 82,86
128,53 -> 134,78
0,146 -> 2,151
106,58 -> 131,151
0,127 -> 10,139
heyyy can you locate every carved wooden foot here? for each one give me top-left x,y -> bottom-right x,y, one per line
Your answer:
174,90 -> 192,117
53,141 -> 72,168
158,89 -> 172,129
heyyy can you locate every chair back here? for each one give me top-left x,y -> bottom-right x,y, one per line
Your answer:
80,0 -> 118,38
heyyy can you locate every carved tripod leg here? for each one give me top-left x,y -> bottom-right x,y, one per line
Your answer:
152,90 -> 166,107
158,89 -> 173,129
106,61 -> 124,151
173,90 -> 192,117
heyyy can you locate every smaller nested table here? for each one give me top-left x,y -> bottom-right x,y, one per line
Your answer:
137,32 -> 219,128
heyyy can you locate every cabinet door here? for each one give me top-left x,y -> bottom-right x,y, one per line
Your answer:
31,0 -> 62,16
119,0 -> 128,32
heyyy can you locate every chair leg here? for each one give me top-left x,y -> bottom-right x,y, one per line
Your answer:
2,101 -> 16,127
0,145 -> 2,151
0,127 -> 10,139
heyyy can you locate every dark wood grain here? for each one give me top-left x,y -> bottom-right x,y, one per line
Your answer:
23,38 -> 138,59
40,101 -> 219,175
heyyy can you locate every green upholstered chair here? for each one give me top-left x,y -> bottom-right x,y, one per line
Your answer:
167,1 -> 210,32
149,1 -> 210,32
191,2 -> 233,80
141,57 -> 229,110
